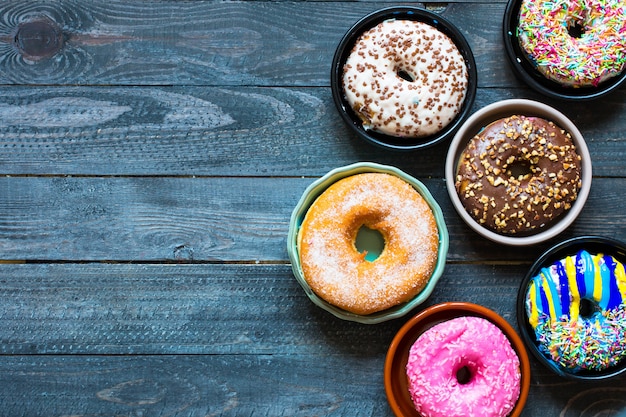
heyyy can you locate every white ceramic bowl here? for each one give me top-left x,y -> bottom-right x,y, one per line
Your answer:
287,162 -> 449,324
445,99 -> 592,246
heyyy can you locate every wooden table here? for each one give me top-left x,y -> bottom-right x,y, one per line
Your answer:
1,1 -> 625,416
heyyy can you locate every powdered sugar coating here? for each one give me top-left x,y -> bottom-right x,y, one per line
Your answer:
342,19 -> 468,138
297,173 -> 439,315
406,316 -> 521,417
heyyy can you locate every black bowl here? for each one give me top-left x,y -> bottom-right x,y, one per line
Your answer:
331,6 -> 477,151
517,236 -> 626,380
503,0 -> 626,101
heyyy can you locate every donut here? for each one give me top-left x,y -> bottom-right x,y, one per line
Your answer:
526,249 -> 626,371
342,19 -> 468,138
517,0 -> 626,87
406,316 -> 521,417
455,115 -> 582,235
297,173 -> 439,315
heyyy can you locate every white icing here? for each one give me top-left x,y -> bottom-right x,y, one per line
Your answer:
342,19 -> 469,138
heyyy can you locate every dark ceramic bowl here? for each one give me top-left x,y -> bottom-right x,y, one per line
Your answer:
503,0 -> 626,101
385,302 -> 530,416
517,236 -> 626,380
331,6 -> 477,151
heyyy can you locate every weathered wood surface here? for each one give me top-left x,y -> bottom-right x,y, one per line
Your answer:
0,354 -> 623,417
2,262 -> 626,415
0,176 -> 624,263
0,2 -> 510,87
0,1 -> 625,416
0,86 -> 624,177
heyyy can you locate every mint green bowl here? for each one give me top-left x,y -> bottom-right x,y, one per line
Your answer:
287,162 -> 449,324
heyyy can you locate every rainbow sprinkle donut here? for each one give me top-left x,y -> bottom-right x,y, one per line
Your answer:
525,249 -> 626,372
517,0 -> 626,87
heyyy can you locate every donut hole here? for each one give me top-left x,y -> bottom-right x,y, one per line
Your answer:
567,20 -> 585,39
455,365 -> 473,385
506,160 -> 532,181
355,225 -> 385,262
579,298 -> 600,318
396,68 -> 415,83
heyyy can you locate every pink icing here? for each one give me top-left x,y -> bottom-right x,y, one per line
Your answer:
406,316 -> 521,417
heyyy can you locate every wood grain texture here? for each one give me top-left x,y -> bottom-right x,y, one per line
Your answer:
0,262 -> 625,415
0,2 -> 515,87
0,355 -> 623,417
0,1 -> 625,416
0,176 -> 624,262
0,262 -> 525,355
0,354 -> 392,417
0,86 -> 624,177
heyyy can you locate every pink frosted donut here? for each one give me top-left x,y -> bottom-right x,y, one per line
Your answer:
406,316 -> 521,417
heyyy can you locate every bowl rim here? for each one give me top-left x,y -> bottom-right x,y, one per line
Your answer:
287,162 -> 449,324
330,6 -> 477,151
502,0 -> 626,101
445,98 -> 593,246
516,235 -> 626,380
384,302 -> 531,417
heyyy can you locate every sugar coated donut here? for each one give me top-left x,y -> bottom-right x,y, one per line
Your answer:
517,0 -> 626,87
297,173 -> 439,315
455,115 -> 582,235
342,19 -> 468,138
406,316 -> 521,417
526,249 -> 626,371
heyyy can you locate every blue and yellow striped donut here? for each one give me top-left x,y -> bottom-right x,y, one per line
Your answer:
525,249 -> 626,372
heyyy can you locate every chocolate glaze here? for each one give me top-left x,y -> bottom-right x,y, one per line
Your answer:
455,115 -> 582,235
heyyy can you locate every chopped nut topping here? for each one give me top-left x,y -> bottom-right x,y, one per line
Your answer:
455,115 -> 581,235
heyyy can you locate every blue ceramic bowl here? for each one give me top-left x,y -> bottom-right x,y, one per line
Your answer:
287,162 -> 449,324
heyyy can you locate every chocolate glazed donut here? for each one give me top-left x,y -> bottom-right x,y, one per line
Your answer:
455,115 -> 582,235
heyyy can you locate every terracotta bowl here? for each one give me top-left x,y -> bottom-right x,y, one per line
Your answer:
517,236 -> 626,380
287,162 -> 449,324
503,0 -> 626,101
385,302 -> 531,416
331,6 -> 477,150
445,99 -> 592,246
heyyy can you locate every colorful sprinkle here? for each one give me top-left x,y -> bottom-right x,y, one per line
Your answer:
533,306 -> 626,371
526,249 -> 626,371
517,0 -> 626,87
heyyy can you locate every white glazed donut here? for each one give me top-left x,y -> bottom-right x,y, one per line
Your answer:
342,19 -> 469,138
